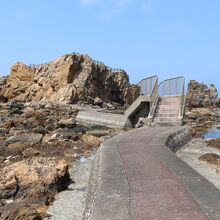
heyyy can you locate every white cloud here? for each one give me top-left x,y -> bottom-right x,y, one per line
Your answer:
80,0 -> 101,6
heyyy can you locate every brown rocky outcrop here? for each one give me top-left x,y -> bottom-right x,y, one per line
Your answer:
185,80 -> 220,137
186,80 -> 218,108
0,54 -> 139,105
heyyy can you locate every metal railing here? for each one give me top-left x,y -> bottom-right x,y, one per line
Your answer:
158,76 -> 185,121
179,77 -> 185,118
158,76 -> 184,97
138,75 -> 158,96
137,75 -> 159,119
148,77 -> 159,119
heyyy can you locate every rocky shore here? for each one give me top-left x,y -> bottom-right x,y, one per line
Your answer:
0,52 -> 220,219
0,53 -> 138,220
0,100 -> 125,219
178,80 -> 220,188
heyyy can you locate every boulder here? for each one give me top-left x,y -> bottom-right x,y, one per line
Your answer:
0,157 -> 70,200
93,97 -> 104,106
6,134 -> 43,145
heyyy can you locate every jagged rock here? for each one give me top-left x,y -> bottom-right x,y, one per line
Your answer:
0,157 -> 70,200
186,80 -> 218,108
185,80 -> 220,137
0,54 -> 139,105
184,108 -> 220,137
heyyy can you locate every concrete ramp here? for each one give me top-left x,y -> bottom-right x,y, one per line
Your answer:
76,111 -> 131,128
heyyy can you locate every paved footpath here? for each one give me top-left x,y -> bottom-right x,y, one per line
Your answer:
84,126 -> 220,220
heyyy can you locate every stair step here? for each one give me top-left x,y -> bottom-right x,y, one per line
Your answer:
157,106 -> 180,110
156,109 -> 179,113
158,101 -> 180,105
155,122 -> 178,126
159,96 -> 181,100
154,117 -> 180,122
155,113 -> 179,117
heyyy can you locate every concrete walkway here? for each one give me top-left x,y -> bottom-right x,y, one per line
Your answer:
84,126 -> 220,220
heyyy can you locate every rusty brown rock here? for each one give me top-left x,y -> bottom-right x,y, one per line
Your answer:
0,54 -> 139,105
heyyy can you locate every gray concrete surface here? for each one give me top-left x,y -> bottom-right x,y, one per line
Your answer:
76,111 -> 131,128
176,138 -> 220,190
45,156 -> 94,220
84,126 -> 220,220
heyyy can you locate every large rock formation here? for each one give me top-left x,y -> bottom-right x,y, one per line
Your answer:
185,80 -> 220,137
0,54 -> 139,105
186,80 -> 218,108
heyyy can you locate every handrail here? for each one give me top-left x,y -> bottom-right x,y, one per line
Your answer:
161,76 -> 184,82
179,78 -> 185,119
138,75 -> 157,86
138,75 -> 157,96
148,77 -> 159,119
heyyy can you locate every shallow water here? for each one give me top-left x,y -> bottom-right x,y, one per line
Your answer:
204,128 -> 220,140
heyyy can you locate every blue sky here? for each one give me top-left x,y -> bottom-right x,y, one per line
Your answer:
0,0 -> 220,92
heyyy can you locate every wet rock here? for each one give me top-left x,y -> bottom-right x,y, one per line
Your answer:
6,134 -> 43,145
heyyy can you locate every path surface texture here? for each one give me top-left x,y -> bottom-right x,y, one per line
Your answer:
84,126 -> 220,220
